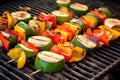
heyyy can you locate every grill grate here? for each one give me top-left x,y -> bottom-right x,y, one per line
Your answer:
0,0 -> 120,80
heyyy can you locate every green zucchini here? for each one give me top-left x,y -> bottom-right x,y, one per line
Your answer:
11,11 -> 32,23
52,10 -> 69,24
34,51 -> 65,73
104,18 -> 120,32
55,0 -> 71,8
98,7 -> 112,18
69,3 -> 88,17
17,22 -> 33,39
15,44 -> 35,57
72,35 -> 97,53
28,36 -> 53,51
70,18 -> 86,32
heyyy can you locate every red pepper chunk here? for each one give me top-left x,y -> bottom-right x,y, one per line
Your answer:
90,9 -> 107,23
0,32 -> 10,50
80,17 -> 90,30
50,45 -> 72,62
5,30 -> 22,43
39,12 -> 57,28
21,40 -> 39,55
42,30 -> 65,44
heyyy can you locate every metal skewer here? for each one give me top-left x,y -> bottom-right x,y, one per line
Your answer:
6,58 -> 18,64
29,69 -> 41,76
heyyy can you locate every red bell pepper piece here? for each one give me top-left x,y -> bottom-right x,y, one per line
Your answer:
42,30 -> 65,44
90,9 -> 107,23
39,12 -> 57,28
5,30 -> 22,43
21,40 -> 39,55
93,29 -> 109,46
0,32 -> 10,50
50,45 -> 72,62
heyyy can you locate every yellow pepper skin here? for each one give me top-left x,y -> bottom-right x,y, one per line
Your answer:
14,25 -> 26,40
83,15 -> 98,27
69,46 -> 86,62
99,25 -> 120,40
3,11 -> 13,29
33,18 -> 45,35
59,7 -> 72,22
57,42 -> 86,62
7,48 -> 26,69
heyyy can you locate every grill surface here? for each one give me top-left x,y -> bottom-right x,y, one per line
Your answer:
0,0 -> 120,80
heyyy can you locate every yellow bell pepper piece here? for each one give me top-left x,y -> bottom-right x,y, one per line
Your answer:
54,29 -> 68,41
99,25 -> 120,40
59,7 -> 72,22
69,46 -> 86,62
64,22 -> 81,35
57,42 -> 73,55
83,15 -> 98,27
7,48 -> 26,69
33,18 -> 45,35
3,11 -> 13,29
14,25 -> 26,40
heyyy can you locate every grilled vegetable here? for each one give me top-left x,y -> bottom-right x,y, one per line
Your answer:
11,11 -> 32,23
82,15 -> 98,27
2,11 -> 13,29
42,30 -> 65,44
98,7 -> 112,18
34,51 -> 65,73
104,18 -> 120,32
56,0 -> 71,8
59,7 -> 72,21
28,36 -> 53,51
57,42 -> 86,62
50,44 -> 72,62
1,31 -> 17,46
70,18 -> 85,32
72,35 -> 97,52
99,25 -> 120,40
15,43 -> 35,57
0,32 -> 10,50
69,3 -> 88,17
7,48 -> 26,69
39,12 -> 57,29
52,10 -> 69,24
14,22 -> 33,40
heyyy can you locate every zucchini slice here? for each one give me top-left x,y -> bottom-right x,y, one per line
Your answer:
104,18 -> 120,32
98,7 -> 112,18
11,11 -> 32,23
15,44 -> 35,58
72,35 -> 97,53
28,36 -> 53,51
34,51 -> 65,73
56,0 -> 71,8
69,3 -> 88,17
52,10 -> 69,24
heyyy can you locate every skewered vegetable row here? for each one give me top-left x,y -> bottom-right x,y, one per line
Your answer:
0,1 -> 119,73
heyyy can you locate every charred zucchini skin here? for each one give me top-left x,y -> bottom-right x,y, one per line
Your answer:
34,51 -> 65,73
98,7 -> 112,18
72,35 -> 96,53
55,0 -> 71,8
69,3 -> 88,17
15,44 -> 35,58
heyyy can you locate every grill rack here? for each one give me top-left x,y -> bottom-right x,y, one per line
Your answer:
0,0 -> 120,80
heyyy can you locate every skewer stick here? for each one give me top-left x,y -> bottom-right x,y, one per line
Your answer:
29,69 -> 41,76
6,58 -> 18,64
